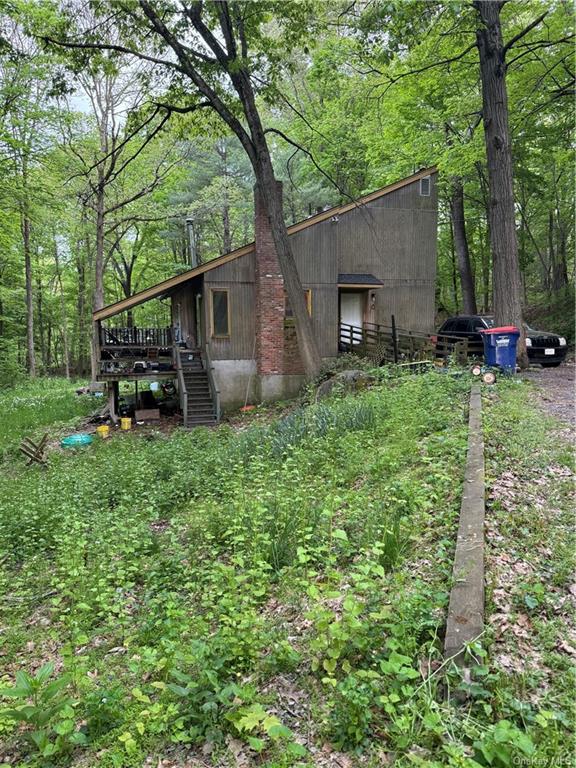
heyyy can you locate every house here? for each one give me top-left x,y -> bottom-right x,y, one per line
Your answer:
93,167 -> 438,425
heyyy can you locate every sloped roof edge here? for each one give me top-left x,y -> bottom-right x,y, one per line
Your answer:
94,166 -> 437,322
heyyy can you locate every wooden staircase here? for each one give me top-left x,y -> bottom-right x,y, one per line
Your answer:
177,349 -> 218,427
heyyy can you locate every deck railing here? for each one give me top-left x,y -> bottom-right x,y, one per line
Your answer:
175,347 -> 188,426
203,343 -> 221,422
339,320 -> 484,364
101,326 -> 173,348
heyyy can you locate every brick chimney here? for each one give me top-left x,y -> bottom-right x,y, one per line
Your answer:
254,182 -> 286,377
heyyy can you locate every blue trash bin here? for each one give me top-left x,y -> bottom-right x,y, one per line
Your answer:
480,326 -> 520,373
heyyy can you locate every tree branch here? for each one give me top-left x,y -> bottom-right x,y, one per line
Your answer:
503,11 -> 548,56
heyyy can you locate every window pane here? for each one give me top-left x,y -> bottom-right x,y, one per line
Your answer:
212,291 -> 229,336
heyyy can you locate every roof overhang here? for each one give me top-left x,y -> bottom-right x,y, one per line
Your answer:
94,166 -> 437,323
338,273 -> 384,289
337,284 -> 385,289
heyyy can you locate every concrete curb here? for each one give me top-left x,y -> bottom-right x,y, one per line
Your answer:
444,384 -> 485,664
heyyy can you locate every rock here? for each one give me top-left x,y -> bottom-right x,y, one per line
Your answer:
315,369 -> 375,401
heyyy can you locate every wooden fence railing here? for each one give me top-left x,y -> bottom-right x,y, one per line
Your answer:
339,318 -> 484,365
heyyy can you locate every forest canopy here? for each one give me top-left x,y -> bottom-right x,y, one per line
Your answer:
0,0 -> 573,384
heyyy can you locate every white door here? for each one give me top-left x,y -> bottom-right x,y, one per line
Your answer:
340,292 -> 364,344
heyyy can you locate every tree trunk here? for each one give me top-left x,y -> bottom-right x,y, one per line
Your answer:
21,182 -> 36,377
450,178 -> 477,314
54,240 -> 70,379
222,198 -> 232,255
449,217 -> 459,310
76,249 -> 87,375
91,181 -> 105,380
256,165 -> 321,377
239,77 -> 321,377
475,0 -> 527,367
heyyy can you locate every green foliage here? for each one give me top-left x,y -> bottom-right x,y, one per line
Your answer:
0,372 -> 480,765
0,377 -> 95,460
0,662 -> 86,760
0,374 -> 572,764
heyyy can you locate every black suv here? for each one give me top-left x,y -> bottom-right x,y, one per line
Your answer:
436,315 -> 567,367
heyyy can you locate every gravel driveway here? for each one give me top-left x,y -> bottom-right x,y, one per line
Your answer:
521,361 -> 575,426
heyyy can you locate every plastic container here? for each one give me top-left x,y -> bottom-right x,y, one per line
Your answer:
120,417 -> 132,431
61,433 -> 94,449
96,425 -> 110,439
480,326 -> 520,373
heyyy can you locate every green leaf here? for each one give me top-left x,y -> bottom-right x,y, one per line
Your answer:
235,704 -> 267,732
14,671 -> 34,696
42,676 -> 70,700
247,736 -> 265,752
35,662 -> 55,684
287,742 -> 307,756
54,719 -> 75,735
322,658 -> 337,674
267,723 -> 292,740
332,528 -> 348,541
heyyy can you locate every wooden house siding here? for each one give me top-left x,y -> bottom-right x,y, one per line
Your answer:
203,256 -> 256,360
174,174 -> 437,361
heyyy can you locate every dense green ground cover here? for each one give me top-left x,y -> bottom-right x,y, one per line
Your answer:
0,379 -> 95,460
0,372 -> 572,767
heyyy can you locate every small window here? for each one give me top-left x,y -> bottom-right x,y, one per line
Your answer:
420,176 -> 431,196
211,289 -> 230,337
285,289 -> 312,318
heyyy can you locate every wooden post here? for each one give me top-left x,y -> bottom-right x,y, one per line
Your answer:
391,315 -> 398,364
108,382 -> 119,424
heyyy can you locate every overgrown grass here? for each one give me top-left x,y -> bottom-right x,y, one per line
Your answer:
0,377 -> 95,460
0,372 -> 571,767
481,380 -> 575,767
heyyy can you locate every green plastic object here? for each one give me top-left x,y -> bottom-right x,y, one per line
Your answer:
61,433 -> 94,449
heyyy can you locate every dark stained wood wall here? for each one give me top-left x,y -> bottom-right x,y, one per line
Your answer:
174,173 -> 437,361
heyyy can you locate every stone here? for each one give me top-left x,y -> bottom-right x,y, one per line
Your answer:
315,369 -> 375,401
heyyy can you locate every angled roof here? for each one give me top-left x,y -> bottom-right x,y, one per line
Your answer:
338,273 -> 384,287
94,166 -> 436,322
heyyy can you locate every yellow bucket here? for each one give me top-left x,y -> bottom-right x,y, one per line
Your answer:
96,425 -> 110,439
120,417 -> 132,431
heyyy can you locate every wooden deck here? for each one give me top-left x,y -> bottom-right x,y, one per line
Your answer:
97,370 -> 176,383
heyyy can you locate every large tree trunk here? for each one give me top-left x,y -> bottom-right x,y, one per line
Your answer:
449,217 -> 459,310
450,178 -> 477,314
255,159 -> 321,377
239,75 -> 321,377
475,0 -> 527,367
